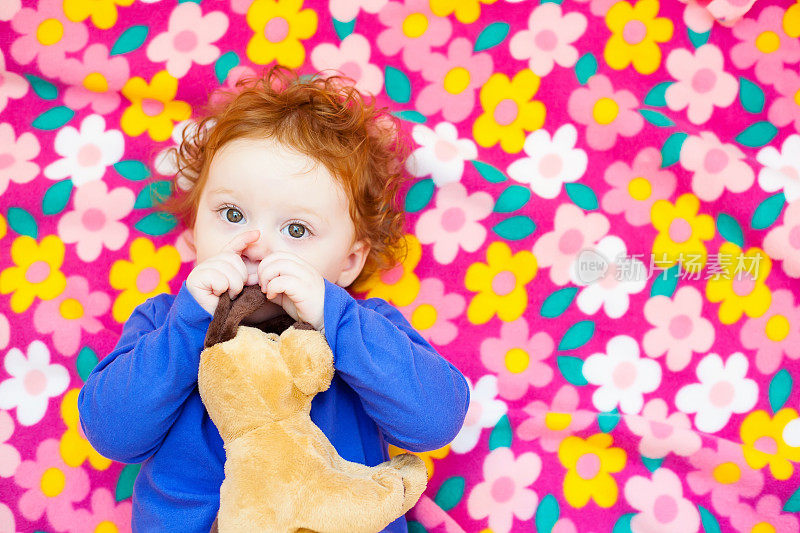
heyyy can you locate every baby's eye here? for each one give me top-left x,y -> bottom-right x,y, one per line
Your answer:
219,206 -> 243,223
284,222 -> 307,239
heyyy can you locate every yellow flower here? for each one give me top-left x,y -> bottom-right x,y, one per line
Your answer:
351,234 -> 421,306
473,70 -> 546,154
785,1 -> 800,38
121,70 -> 191,142
604,0 -> 673,75
429,0 -> 498,24
60,389 -> 112,470
109,238 -> 181,323
651,193 -> 715,273
63,0 -> 133,30
740,409 -> 800,480
706,242 -> 772,325
0,235 -> 67,313
465,241 -> 536,324
246,0 -> 317,68
389,443 -> 447,480
558,433 -> 626,508
0,214 -> 6,240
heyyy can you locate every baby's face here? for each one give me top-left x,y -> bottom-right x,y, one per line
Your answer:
191,136 -> 368,322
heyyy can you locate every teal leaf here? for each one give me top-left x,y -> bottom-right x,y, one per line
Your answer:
470,160 -> 507,183
735,121 -> 778,148
598,408 -> 620,433
698,505 -> 721,533
110,25 -> 149,56
535,494 -> 560,533
768,369 -> 793,414
492,216 -> 535,240
134,212 -> 177,236
661,132 -> 688,168
751,192 -> 786,230
116,464 -> 141,501
407,521 -> 426,533
540,287 -> 578,318
24,74 -> 57,100
558,320 -> 595,351
488,414 -> 512,449
564,182 -> 598,210
575,53 -> 597,85
650,264 -> 680,298
643,82 -> 674,107
7,207 -> 38,238
42,179 -> 74,215
557,356 -> 587,386
739,77 -> 765,114
433,476 -> 465,512
494,185 -> 530,213
688,28 -> 710,48
134,181 -> 172,209
612,514 -> 635,533
785,485 -> 800,512
404,179 -> 434,213
332,18 -> 356,40
214,51 -> 239,85
541,0 -> 564,3
76,347 -> 99,382
474,22 -> 510,52
32,106 -> 74,130
639,109 -> 675,127
392,110 -> 427,123
384,66 -> 411,104
716,213 -> 744,248
642,456 -> 663,472
114,160 -> 151,181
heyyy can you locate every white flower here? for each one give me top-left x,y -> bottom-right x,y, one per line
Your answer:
675,352 -> 758,433
450,375 -> 507,454
756,134 -> 800,202
406,122 -> 478,187
310,34 -> 383,95
43,114 -> 124,186
583,335 -> 661,415
507,123 -> 587,199
329,0 -> 387,23
0,341 -> 69,426
153,119 -> 215,190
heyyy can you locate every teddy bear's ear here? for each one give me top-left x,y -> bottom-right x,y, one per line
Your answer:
279,325 -> 334,396
204,285 -> 269,347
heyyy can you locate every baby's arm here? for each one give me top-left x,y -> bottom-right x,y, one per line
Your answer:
322,279 -> 470,452
77,280 -> 212,463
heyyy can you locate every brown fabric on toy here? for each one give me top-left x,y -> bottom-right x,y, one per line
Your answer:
199,284 -> 428,533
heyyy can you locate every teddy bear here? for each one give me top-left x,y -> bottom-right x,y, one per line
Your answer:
197,284 -> 428,533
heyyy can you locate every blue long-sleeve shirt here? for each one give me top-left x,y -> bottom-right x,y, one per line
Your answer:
78,278 -> 470,532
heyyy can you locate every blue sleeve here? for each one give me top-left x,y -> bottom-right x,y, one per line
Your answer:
322,279 -> 470,453
77,280 -> 213,463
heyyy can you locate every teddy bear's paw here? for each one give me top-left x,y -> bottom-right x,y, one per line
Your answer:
370,467 -> 404,493
389,454 -> 428,512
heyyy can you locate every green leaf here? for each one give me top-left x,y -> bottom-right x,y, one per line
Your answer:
134,181 -> 172,209
735,121 -> 778,148
558,320 -> 595,351
739,77 -> 765,114
42,179 -> 74,215
474,22 -> 509,52
575,53 -> 597,85
598,408 -> 620,433
784,485 -> 800,512
688,28 -> 710,48
535,494 -> 560,533
7,207 -> 38,238
643,81 -> 674,107
751,192 -> 786,230
661,132 -> 688,168
492,216 -> 535,240
494,185 -> 530,213
639,109 -> 675,127
407,521 -> 426,533
111,25 -> 149,56
540,287 -> 577,318
769,369 -> 793,414
716,213 -> 744,248
470,160 -> 507,183
384,66 -> 411,104
24,74 -> 58,100
564,182 -> 598,211
650,264 -> 680,298
557,356 -> 587,386
642,456 -> 663,472
32,106 -> 74,130
332,18 -> 356,40
114,160 -> 151,181
404,179 -> 434,213
612,514 -> 635,533
134,212 -> 177,236
76,347 -> 99,382
698,505 -> 721,533
392,110 -> 426,123
433,476 -> 465,512
488,414 -> 512,449
116,464 -> 141,501
214,51 -> 239,85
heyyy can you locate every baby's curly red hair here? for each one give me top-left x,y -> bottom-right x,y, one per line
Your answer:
155,64 -> 412,288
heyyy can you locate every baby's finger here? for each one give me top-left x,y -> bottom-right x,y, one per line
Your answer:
223,230 -> 261,254
212,253 -> 248,286
207,261 -> 246,299
258,258 -> 310,288
264,274 -> 301,302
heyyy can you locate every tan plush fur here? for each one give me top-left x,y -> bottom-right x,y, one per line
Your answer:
197,285 -> 428,532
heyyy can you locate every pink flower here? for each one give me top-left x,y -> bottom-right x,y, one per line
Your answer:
567,74 -> 644,151
624,468 -> 700,532
0,49 -> 28,114
678,0 -> 715,33
479,319 -> 554,400
532,203 -> 610,286
57,179 -> 134,262
665,44 -> 737,124
209,64 -> 258,108
415,181 -> 493,264
573,0 -> 618,17
32,276 -> 110,357
740,289 -> 800,374
397,277 -> 465,346
14,439 -> 89,531
768,68 -> 800,133
310,34 -> 384,96
0,122 -> 40,196
467,447 -> 541,533
764,199 -> 800,278
601,147 -> 677,226
686,440 -> 764,516
0,0 -> 21,21
70,488 -> 132,531
376,0 -> 452,72
679,131 -> 755,201
146,2 -> 228,78
731,6 -> 800,85
642,286 -> 714,371
517,384 -> 595,452
9,0 -> 89,79
416,37 -> 492,123
509,3 -> 587,77
625,398 -> 701,459
0,410 -> 21,478
60,44 -> 130,115
730,495 -> 799,533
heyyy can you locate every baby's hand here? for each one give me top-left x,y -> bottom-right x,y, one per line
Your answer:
186,230 -> 260,317
257,251 -> 325,331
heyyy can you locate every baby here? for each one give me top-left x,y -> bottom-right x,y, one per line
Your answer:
78,65 -> 470,533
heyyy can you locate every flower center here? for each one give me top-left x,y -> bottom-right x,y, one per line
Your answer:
558,228 -> 584,255
789,225 -> 800,249
794,88 -> 800,107
504,347 -> 529,374
712,461 -> 741,484
627,177 -> 652,200
136,267 -> 161,294
0,153 -> 14,170
82,208 -> 106,231
26,261 -> 51,284
754,435 -> 778,455
612,361 -> 637,389
731,274 -> 755,297
691,68 -> 717,93
95,521 -> 120,533
60,298 -> 85,320
173,30 -> 198,52
434,139 -> 459,162
338,61 -> 362,82
441,207 -> 465,232
755,31 -> 780,54
402,13 -> 428,38
411,304 -> 437,330
443,67 -> 471,94
264,17 -> 289,42
545,412 -> 572,430
709,380 -> 734,407
703,148 -> 729,173
379,263 -> 404,285
493,99 -> 518,126
490,476 -> 516,503
592,97 -> 619,125
668,218 -> 692,243
752,524 -> 776,533
538,153 -> 563,178
535,29 -> 558,51
141,98 -> 164,117
491,271 -> 516,296
576,453 -> 601,479
650,420 -> 674,439
83,72 -> 109,93
40,467 -> 66,497
622,19 -> 647,45
765,314 -> 790,342
464,401 -> 482,426
24,369 -> 47,395
37,18 -> 64,46
668,314 -> 693,339
653,494 -> 678,524
77,144 -> 102,167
